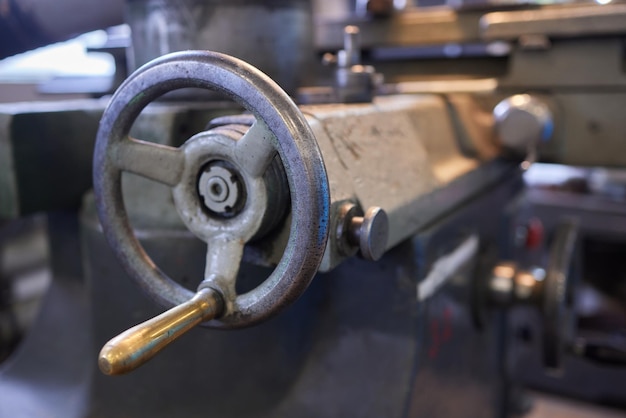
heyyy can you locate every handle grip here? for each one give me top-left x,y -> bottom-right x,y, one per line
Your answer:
98,288 -> 223,375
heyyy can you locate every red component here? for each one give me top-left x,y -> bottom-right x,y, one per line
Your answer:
525,218 -> 544,250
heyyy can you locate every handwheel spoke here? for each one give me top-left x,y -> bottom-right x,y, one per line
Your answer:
235,120 -> 278,178
113,137 -> 185,186
201,236 -> 245,298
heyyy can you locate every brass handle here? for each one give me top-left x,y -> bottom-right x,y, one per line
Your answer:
98,288 -> 223,375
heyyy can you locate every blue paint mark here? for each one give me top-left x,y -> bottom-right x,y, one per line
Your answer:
317,175 -> 331,245
542,119 -> 554,142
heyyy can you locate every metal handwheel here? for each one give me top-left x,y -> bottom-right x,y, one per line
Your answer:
93,51 -> 330,374
543,219 -> 579,372
486,219 -> 579,373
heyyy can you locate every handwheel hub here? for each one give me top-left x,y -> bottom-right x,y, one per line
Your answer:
198,162 -> 244,217
171,129 -> 268,247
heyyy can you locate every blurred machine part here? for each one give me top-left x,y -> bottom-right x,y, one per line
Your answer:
508,163 -> 626,407
126,0 -> 315,95
0,1 -> 625,417
0,0 -> 124,59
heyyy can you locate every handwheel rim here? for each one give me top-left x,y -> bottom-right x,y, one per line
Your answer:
93,51 -> 330,328
543,219 -> 579,371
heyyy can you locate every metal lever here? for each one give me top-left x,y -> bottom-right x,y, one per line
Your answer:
98,288 -> 223,375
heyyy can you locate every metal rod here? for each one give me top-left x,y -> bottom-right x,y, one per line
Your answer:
343,25 -> 361,66
98,288 -> 223,376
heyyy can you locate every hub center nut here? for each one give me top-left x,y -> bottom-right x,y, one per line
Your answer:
198,163 -> 244,216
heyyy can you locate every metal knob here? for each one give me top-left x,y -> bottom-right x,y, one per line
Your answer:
337,203 -> 389,261
493,94 -> 553,153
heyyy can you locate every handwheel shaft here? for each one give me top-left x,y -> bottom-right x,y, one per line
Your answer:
98,288 -> 223,375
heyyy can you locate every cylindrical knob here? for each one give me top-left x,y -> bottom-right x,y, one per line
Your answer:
338,204 -> 389,261
348,207 -> 389,261
98,288 -> 223,375
493,94 -> 553,153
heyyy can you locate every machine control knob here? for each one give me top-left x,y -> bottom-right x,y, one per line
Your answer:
337,203 -> 389,261
493,94 -> 553,153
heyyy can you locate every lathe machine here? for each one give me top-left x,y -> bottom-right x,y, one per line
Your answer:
1,1 -> 626,416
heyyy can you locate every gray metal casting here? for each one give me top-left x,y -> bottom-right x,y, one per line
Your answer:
93,50 -> 330,328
